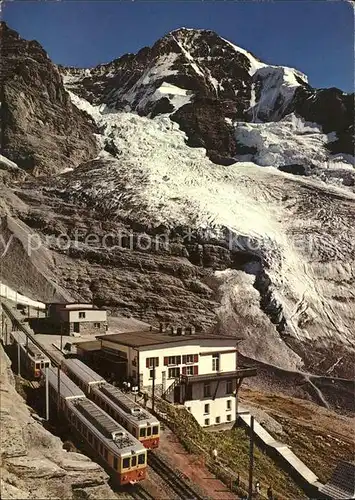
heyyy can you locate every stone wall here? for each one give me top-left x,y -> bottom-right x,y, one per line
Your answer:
69,321 -> 107,336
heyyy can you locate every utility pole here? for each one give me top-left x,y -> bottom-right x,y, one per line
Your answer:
45,364 -> 49,421
60,324 -> 63,351
17,340 -> 21,376
152,358 -> 156,413
235,342 -> 240,425
57,365 -> 61,414
248,415 -> 254,500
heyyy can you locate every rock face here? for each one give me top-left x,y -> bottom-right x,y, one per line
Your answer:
0,22 -> 99,176
0,345 -> 116,499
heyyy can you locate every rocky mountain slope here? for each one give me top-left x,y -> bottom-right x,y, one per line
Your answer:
61,27 -> 353,164
0,345 -> 116,499
0,23 -> 98,176
0,23 -> 354,381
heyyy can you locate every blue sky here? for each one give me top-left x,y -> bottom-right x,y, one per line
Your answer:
3,0 -> 354,92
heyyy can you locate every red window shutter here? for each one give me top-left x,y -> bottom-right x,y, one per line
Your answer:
164,357 -> 168,366
182,367 -> 187,375
194,354 -> 198,363
182,355 -> 186,364
146,359 -> 150,368
177,356 -> 181,364
193,365 -> 198,375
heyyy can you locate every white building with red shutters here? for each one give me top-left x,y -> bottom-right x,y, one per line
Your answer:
96,330 -> 256,427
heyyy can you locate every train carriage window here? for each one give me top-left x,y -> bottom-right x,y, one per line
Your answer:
94,438 -> 98,449
122,458 -> 130,469
139,428 -> 146,438
131,456 -> 137,467
113,457 -> 118,470
88,432 -> 93,444
147,427 -> 152,436
152,426 -> 159,435
100,444 -> 103,455
104,448 -> 108,460
138,454 -> 146,465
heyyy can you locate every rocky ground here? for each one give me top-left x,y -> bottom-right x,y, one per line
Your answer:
0,345 -> 117,500
239,387 -> 355,484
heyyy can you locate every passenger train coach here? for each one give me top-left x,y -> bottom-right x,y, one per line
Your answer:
8,330 -> 50,379
62,358 -> 160,449
44,366 -> 147,484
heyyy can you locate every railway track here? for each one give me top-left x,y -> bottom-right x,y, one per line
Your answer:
148,451 -> 208,500
129,484 -> 155,500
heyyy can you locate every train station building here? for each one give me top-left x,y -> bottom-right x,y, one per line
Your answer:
78,329 -> 256,427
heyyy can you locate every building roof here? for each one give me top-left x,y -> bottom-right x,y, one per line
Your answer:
96,331 -> 243,349
47,302 -> 106,311
75,340 -> 102,352
182,368 -> 257,384
319,461 -> 355,499
47,302 -> 93,306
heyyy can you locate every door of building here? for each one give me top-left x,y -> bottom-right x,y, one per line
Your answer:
173,384 -> 181,404
73,322 -> 80,333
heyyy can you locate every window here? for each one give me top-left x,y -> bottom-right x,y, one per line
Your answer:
182,365 -> 198,376
122,458 -> 130,469
168,367 -> 180,378
100,444 -> 103,455
146,357 -> 159,368
113,456 -> 118,470
104,448 -> 108,460
149,369 -> 156,379
138,454 -> 146,465
212,353 -> 220,371
139,428 -> 146,438
216,417 -> 221,424
226,414 -> 232,422
204,418 -> 210,426
152,425 -> 159,435
164,356 -> 181,366
226,380 -> 233,395
131,456 -> 137,467
94,322 -> 101,328
203,383 -> 211,398
182,354 -> 198,364
226,400 -> 232,411
88,432 -> 93,444
204,404 -> 210,414
79,311 -> 86,319
186,365 -> 194,376
147,427 -> 152,437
